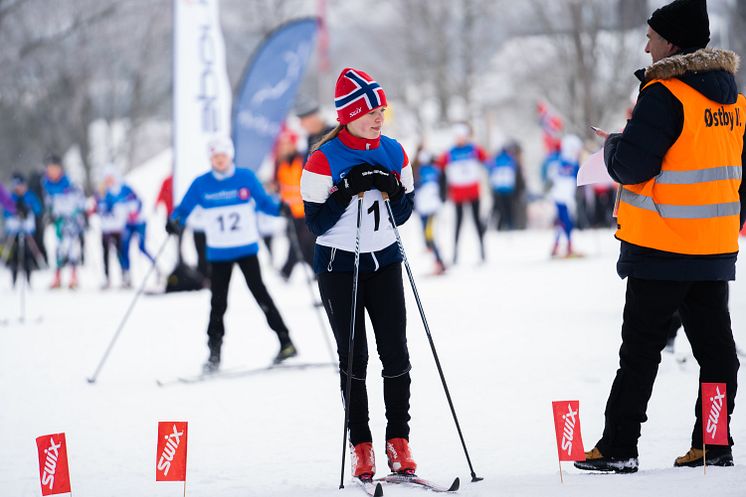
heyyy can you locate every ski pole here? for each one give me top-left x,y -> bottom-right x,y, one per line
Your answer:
19,234 -> 26,323
285,213 -> 337,366
339,192 -> 365,489
25,233 -> 49,270
86,235 -> 171,384
382,192 -> 483,483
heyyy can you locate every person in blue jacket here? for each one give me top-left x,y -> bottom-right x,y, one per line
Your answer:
300,67 -> 418,481
102,171 -> 156,288
3,173 -> 43,286
168,136 -> 297,372
42,156 -> 86,289
489,142 -> 520,231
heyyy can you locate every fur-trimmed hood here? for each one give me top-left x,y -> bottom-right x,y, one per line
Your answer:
637,48 -> 741,105
644,48 -> 740,81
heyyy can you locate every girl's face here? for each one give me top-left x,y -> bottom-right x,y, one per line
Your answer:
346,107 -> 385,140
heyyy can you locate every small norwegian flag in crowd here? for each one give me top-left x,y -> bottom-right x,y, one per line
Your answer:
35,433 -> 72,496
702,383 -> 728,446
156,421 -> 189,482
552,400 -> 585,462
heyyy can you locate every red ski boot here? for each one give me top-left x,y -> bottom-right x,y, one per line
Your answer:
351,442 -> 376,479
386,438 -> 417,474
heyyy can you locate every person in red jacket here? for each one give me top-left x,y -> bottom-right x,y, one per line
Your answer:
437,123 -> 487,264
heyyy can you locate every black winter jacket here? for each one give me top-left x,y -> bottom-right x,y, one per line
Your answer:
604,48 -> 746,281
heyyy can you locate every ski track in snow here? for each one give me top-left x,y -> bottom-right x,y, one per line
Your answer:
1,215 -> 745,496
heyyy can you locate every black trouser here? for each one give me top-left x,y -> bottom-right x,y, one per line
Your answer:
491,191 -> 514,231
597,277 -> 739,458
34,216 -> 48,264
193,231 -> 210,280
101,232 -> 122,279
281,217 -> 315,279
454,199 -> 485,263
318,263 -> 412,446
207,255 -> 291,351
9,234 -> 34,285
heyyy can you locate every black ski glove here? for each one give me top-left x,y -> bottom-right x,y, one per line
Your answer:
165,218 -> 181,235
369,165 -> 405,200
331,164 -> 374,205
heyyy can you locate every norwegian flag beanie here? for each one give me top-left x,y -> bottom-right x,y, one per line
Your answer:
334,67 -> 387,124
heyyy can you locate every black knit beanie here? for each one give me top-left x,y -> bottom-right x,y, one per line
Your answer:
648,0 -> 710,50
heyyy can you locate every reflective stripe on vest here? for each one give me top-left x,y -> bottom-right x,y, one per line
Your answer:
620,189 -> 741,219
615,78 -> 744,255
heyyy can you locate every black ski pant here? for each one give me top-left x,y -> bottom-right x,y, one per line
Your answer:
597,277 -> 739,458
453,199 -> 485,263
207,255 -> 291,353
491,191 -> 515,231
281,216 -> 315,279
9,234 -> 34,285
318,263 -> 412,446
193,230 -> 210,280
101,232 -> 122,279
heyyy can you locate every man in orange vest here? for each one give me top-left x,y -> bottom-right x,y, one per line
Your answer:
273,129 -> 315,280
576,0 -> 745,473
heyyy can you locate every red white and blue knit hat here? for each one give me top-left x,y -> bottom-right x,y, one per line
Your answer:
334,67 -> 387,124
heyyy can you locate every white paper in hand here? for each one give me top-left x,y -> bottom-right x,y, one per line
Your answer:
577,148 -> 614,186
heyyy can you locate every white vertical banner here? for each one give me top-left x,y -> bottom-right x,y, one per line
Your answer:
173,0 -> 232,203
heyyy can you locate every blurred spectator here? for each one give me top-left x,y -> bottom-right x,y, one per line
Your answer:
547,135 -> 583,257
437,123 -> 487,264
297,102 -> 335,159
413,146 -> 446,275
3,173 -> 43,287
273,128 -> 315,280
113,177 -> 157,288
42,154 -> 86,289
488,140 -> 522,231
97,169 -> 127,289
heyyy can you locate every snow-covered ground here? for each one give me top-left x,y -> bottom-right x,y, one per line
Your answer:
1,214 -> 745,497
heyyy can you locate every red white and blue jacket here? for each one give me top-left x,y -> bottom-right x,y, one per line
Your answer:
300,128 -> 415,273
437,143 -> 488,202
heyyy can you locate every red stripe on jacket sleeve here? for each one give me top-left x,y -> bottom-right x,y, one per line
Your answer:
305,150 -> 332,176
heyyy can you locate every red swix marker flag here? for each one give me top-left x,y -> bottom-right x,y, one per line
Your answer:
35,433 -> 71,496
552,401 -> 585,461
156,421 -> 188,481
702,383 -> 728,446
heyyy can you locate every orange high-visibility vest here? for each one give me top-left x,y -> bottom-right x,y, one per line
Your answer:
616,78 -> 745,255
276,155 -> 305,218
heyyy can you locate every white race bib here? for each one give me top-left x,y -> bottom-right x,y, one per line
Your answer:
446,158 -> 483,186
203,203 -> 259,249
415,183 -> 442,216
316,190 -> 397,253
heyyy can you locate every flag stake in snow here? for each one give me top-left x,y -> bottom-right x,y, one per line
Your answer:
36,433 -> 73,496
156,422 -> 189,496
702,383 -> 728,476
551,400 -> 585,483
382,192 -> 483,483
86,236 -> 170,384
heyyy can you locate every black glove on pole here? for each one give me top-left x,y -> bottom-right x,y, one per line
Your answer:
370,165 -> 404,200
331,164 -> 374,205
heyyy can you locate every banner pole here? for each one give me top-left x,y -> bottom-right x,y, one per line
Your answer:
703,444 -> 707,476
183,479 -> 187,497
558,460 -> 564,483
